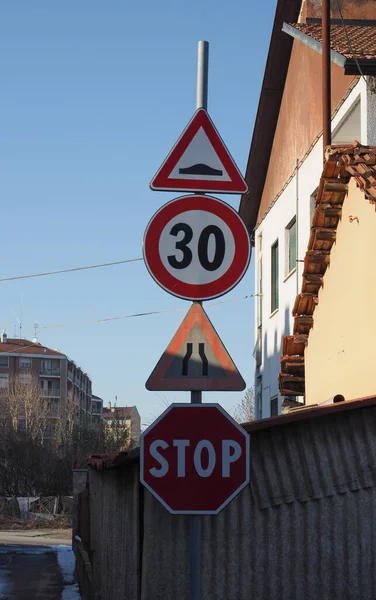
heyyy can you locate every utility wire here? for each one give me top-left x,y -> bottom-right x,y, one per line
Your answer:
0,257 -> 143,283
36,295 -> 258,330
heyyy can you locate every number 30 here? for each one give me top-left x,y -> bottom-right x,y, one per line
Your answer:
167,223 -> 225,272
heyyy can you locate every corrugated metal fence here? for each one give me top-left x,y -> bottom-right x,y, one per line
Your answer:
75,402 -> 376,600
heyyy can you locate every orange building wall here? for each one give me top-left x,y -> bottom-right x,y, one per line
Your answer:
257,40 -> 356,226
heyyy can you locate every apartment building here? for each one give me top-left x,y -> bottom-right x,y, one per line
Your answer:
91,395 -> 104,423
0,332 -> 92,425
103,402 -> 141,445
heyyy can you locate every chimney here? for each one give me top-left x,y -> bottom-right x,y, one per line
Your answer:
1,331 -> 7,344
108,401 -> 111,410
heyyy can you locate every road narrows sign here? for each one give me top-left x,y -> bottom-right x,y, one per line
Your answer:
150,109 -> 248,194
146,303 -> 245,391
140,403 -> 250,514
143,194 -> 251,301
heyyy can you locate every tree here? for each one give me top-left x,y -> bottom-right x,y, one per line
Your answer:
232,388 -> 255,424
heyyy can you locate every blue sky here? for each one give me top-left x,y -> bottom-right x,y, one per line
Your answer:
0,0 -> 275,424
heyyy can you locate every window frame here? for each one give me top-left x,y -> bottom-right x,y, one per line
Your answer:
0,356 -> 9,368
0,374 -> 9,389
19,357 -> 32,369
271,240 -> 279,314
285,217 -> 297,277
270,396 -> 279,417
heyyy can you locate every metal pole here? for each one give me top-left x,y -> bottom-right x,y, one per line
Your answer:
322,0 -> 331,157
188,40 -> 208,600
196,41 -> 209,110
189,514 -> 201,600
189,389 -> 201,600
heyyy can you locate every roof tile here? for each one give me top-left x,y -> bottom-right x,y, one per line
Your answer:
291,23 -> 376,60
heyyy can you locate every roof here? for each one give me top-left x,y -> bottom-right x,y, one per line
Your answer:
290,22 -> 376,60
88,447 -> 140,470
102,406 -> 134,419
88,394 -> 376,471
239,0 -> 301,240
279,142 -> 376,397
92,395 -> 103,402
239,6 -> 376,236
0,338 -> 65,356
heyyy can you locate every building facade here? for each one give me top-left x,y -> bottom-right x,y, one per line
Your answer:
91,395 -> 104,424
103,402 -> 141,446
0,333 -> 92,427
239,0 -> 376,418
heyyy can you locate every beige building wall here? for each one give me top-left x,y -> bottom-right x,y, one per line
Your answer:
305,179 -> 376,404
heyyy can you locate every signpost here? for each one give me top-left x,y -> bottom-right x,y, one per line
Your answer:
143,194 -> 250,301
145,302 -> 245,391
141,40 -> 250,600
150,108 -> 248,194
140,404 -> 250,514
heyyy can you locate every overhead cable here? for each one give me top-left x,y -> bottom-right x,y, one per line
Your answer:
0,257 -> 143,283
36,295 -> 258,330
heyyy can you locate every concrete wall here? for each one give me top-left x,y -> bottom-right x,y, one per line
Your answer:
305,179 -> 376,404
254,81 -> 364,418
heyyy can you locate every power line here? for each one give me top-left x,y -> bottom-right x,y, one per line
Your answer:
0,257 -> 143,283
36,295 -> 259,330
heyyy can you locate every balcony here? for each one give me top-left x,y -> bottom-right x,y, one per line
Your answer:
40,389 -> 60,398
39,368 -> 60,377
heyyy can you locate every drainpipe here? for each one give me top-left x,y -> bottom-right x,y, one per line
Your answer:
296,158 -> 299,296
322,0 -> 331,158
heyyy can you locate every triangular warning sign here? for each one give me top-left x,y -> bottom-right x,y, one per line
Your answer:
146,303 -> 245,391
150,109 -> 248,195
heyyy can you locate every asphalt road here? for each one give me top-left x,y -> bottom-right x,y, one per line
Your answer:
0,543 -> 80,599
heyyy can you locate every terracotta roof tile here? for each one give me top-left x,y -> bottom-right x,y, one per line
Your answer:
0,338 -> 64,356
102,406 -> 133,419
291,23 -> 376,60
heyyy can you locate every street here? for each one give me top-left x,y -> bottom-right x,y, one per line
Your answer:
0,544 -> 80,599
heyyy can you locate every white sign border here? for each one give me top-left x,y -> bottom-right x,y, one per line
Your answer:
142,194 -> 251,302
140,402 -> 250,515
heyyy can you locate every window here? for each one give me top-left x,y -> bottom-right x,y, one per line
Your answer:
271,241 -> 279,313
310,189 -> 318,224
0,356 -> 9,368
0,374 -> 8,389
256,374 -> 262,419
270,396 -> 279,417
19,373 -> 32,385
286,217 -> 297,275
19,357 -> 32,369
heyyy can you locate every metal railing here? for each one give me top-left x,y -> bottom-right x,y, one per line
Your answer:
39,368 -> 60,376
40,389 -> 60,398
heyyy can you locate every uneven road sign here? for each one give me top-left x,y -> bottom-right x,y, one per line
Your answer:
140,403 -> 250,514
143,194 -> 251,301
146,303 -> 245,391
150,108 -> 248,194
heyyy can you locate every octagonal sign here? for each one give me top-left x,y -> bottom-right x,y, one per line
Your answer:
140,403 -> 250,515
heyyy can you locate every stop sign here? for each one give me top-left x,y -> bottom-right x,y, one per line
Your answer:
140,403 -> 250,514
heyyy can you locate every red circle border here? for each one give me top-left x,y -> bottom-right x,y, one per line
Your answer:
143,195 -> 250,301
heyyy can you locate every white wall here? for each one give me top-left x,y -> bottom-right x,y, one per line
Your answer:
254,80 -> 364,419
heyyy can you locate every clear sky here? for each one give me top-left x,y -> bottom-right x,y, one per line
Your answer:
1,0 -> 275,425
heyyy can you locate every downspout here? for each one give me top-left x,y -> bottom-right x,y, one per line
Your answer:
322,0 -> 332,156
296,158 -> 299,295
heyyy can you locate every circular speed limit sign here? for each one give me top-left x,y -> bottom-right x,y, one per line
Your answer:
143,195 -> 250,301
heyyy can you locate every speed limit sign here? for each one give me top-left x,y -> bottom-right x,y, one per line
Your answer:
143,195 -> 250,301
